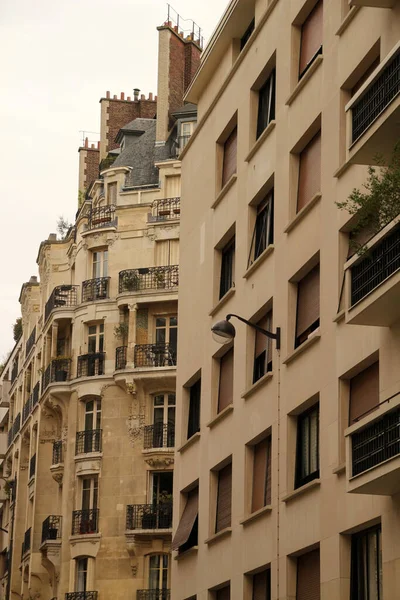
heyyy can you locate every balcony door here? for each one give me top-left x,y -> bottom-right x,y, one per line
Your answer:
153,394 -> 175,447
149,554 -> 169,591
152,472 -> 173,504
76,557 -> 88,593
84,398 -> 101,452
155,316 -> 178,364
86,324 -> 104,376
92,250 -> 108,279
80,477 -> 98,534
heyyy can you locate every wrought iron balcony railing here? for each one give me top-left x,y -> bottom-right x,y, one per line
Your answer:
42,359 -> 72,392
29,454 -> 36,479
149,198 -> 180,222
21,528 -> 31,558
52,440 -> 63,465
22,395 -> 32,424
126,502 -> 173,530
75,429 -> 102,454
137,590 -> 170,600
88,205 -> 116,230
352,49 -> 400,143
82,277 -> 110,302
65,593 -> 98,600
351,224 -> 400,305
77,353 -> 105,378
134,344 -> 177,368
71,509 -> 99,535
12,413 -> 21,439
45,285 -> 79,322
42,515 -> 62,543
26,326 -> 36,357
143,423 -> 175,450
115,346 -> 127,370
11,361 -> 18,385
32,381 -> 40,407
119,265 -> 179,293
7,429 -> 12,448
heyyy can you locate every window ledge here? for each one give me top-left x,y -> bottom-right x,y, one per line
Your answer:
282,332 -> 321,365
333,310 -> 345,324
332,463 -> 346,476
245,121 -> 276,163
282,479 -> 320,503
333,160 -> 352,179
209,287 -> 236,317
205,528 -> 232,546
335,7 -> 361,37
240,505 -> 272,526
284,193 -> 321,234
285,55 -> 323,106
242,372 -> 273,400
174,546 -> 199,561
177,432 -> 201,453
211,174 -> 237,209
207,404 -> 234,429
243,245 -> 274,279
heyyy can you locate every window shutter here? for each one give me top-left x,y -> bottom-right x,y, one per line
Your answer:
252,437 -> 271,512
296,265 -> 320,340
171,488 -> 199,551
299,1 -> 323,77
253,569 -> 271,600
215,464 -> 232,532
222,128 -> 237,187
297,549 -> 321,600
216,586 -> 231,600
218,348 -> 234,413
297,132 -> 321,212
349,362 -> 379,425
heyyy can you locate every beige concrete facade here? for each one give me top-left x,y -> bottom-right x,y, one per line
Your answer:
172,1 -> 400,600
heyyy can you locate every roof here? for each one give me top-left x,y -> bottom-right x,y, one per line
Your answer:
115,118 -> 156,144
172,103 -> 198,118
113,120 -> 161,187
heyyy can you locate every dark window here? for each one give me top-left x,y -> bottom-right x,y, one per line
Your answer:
220,238 -> 235,299
240,18 -> 255,51
215,463 -> 232,533
252,569 -> 271,600
257,70 -> 276,139
295,405 -> 319,489
248,192 -> 274,268
295,264 -> 320,348
351,525 -> 382,600
299,1 -> 323,80
253,311 -> 273,383
187,378 -> 201,439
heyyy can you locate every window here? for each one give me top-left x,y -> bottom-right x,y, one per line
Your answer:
152,471 -> 173,504
155,316 -> 178,351
76,557 -> 88,592
222,128 -> 237,188
155,239 -> 180,266
149,554 -> 169,590
251,437 -> 272,513
257,71 -> 276,139
216,585 -> 230,600
152,393 -> 175,447
248,192 -> 274,268
187,378 -> 201,439
180,121 -> 195,151
295,264 -> 320,348
252,569 -> 271,600
215,463 -> 232,533
108,182 -> 117,204
295,405 -> 319,489
82,477 -> 98,511
299,1 -> 323,80
218,348 -> 234,414
86,324 -> 105,376
297,132 -> 321,213
296,549 -> 320,600
79,477 -> 99,534
219,238 -> 235,299
88,324 -> 104,354
92,250 -> 108,279
349,362 -> 379,425
241,19 -> 255,50
351,525 -> 382,600
253,311 -> 273,383
171,486 -> 199,554
85,398 -> 101,430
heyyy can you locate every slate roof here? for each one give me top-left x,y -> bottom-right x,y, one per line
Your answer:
113,119 -> 159,187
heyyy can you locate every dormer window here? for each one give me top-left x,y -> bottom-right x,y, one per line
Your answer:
179,122 -> 195,152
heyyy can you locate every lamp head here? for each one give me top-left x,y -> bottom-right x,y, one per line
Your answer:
211,319 -> 236,344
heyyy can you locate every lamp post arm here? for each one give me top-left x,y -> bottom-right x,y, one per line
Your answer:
226,314 -> 281,350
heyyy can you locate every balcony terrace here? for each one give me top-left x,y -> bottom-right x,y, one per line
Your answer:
45,285 -> 79,322
148,198 -> 180,222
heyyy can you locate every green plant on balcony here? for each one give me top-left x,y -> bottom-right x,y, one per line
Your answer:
336,144 -> 400,255
122,271 -> 140,291
153,270 -> 166,288
114,322 -> 129,343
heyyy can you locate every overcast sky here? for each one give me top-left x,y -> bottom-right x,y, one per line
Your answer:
0,0 -> 228,359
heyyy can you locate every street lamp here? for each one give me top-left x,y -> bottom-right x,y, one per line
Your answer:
211,313 -> 280,350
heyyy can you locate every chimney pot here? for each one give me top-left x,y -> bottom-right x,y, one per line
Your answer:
48,233 -> 57,241
140,94 -> 145,100
84,137 -> 88,148
127,96 -> 131,101
133,88 -> 140,101
113,94 -> 117,99
149,93 -> 153,101
106,91 -> 110,99
121,92 -> 125,100
29,276 -> 38,284
91,144 -> 95,148
97,141 -> 101,149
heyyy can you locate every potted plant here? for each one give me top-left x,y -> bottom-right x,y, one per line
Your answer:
153,270 -> 166,288
52,356 -> 71,382
122,271 -> 140,291
114,322 -> 129,344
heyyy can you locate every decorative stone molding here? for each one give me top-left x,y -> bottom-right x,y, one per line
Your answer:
69,533 -> 101,559
144,456 -> 174,468
50,464 -> 64,486
74,454 -> 102,477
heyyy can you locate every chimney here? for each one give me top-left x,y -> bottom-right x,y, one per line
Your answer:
29,276 -> 38,284
133,88 -> 140,101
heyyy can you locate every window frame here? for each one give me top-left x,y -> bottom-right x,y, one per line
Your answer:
240,18 -> 255,51
187,378 -> 201,440
295,263 -> 320,349
248,191 -> 274,269
219,237 -> 235,299
298,0 -> 323,81
295,404 -> 319,489
256,70 -> 276,140
351,524 -> 382,600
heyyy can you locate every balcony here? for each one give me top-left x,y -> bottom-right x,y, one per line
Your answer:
29,454 -> 36,480
88,204 -> 116,230
45,285 -> 79,322
42,359 -> 72,392
345,221 -> 400,326
12,413 -> 21,441
119,266 -> 179,293
347,44 -> 400,164
0,433 -> 7,458
75,430 -> 102,455
21,527 -> 31,559
143,423 -> 175,450
41,515 -> 62,543
126,502 -> 173,531
350,0 -> 396,7
137,591 -> 170,600
134,344 -> 176,368
77,353 -> 105,378
65,593 -> 98,600
11,361 -> 18,385
82,277 -> 110,302
25,326 -> 36,357
71,509 -> 99,535
148,198 -> 181,222
32,381 -> 40,407
115,346 -> 127,370
7,429 -> 12,448
22,394 -> 32,424
52,440 -> 63,464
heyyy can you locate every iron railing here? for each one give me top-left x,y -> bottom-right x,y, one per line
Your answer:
143,423 -> 175,449
119,266 -> 179,293
7,429 -> 12,447
12,413 -> 21,439
137,591 -> 170,600
115,346 -> 127,370
352,49 -> 400,143
25,327 -> 36,357
82,277 -> 110,302
352,406 -> 400,477
126,502 -> 173,530
45,285 -> 79,322
42,515 -> 62,543
71,509 -> 99,535
149,198 -> 180,222
29,454 -> 36,479
75,429 -> 102,454
32,381 -> 40,407
42,359 -> 72,392
77,353 -> 105,378
88,205 -> 116,230
351,224 -> 400,305
52,440 -> 63,465
11,361 -> 18,385
134,344 -> 177,368
21,528 -> 31,558
22,395 -> 32,424
65,593 -> 98,600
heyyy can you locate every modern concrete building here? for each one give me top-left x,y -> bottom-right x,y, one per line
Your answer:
172,1 -> 400,599
0,10 -> 202,600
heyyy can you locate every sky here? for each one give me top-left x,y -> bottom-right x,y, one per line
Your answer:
0,0 -> 228,359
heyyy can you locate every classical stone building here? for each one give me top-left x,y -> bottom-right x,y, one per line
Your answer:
172,1 -> 400,599
0,10 -> 201,600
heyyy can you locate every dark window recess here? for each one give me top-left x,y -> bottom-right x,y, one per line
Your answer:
252,569 -> 271,600
241,18 -> 255,50
216,586 -> 230,600
253,312 -> 273,384
297,548 -> 321,600
295,264 -> 320,348
219,238 -> 235,299
299,0 -> 323,80
248,192 -> 274,269
351,526 -> 382,600
215,463 -> 232,533
218,348 -> 234,413
295,405 -> 319,489
187,379 -> 201,439
252,437 -> 272,513
222,128 -> 237,187
257,70 -> 276,139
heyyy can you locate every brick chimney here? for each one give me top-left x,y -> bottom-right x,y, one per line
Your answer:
78,138 -> 100,198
